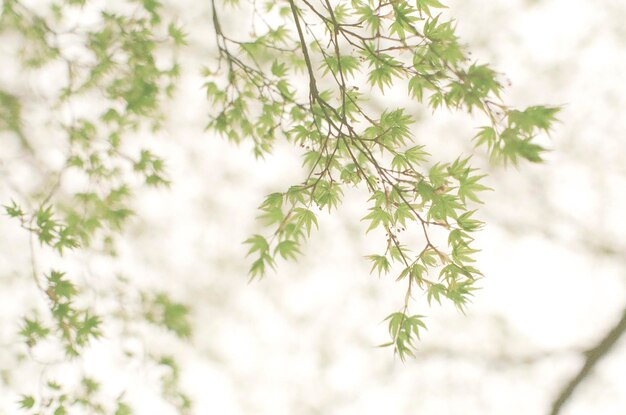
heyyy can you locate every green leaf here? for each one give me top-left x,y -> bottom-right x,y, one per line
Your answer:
274,240 -> 301,260
302,150 -> 322,169
410,264 -> 427,283
355,5 -> 381,33
424,15 -> 456,42
115,402 -> 132,415
394,203 -> 415,227
249,257 -> 266,279
285,185 -> 307,205
405,145 -> 430,164
420,248 -> 439,267
293,208 -> 318,236
391,153 -> 410,171
18,395 -> 35,409
451,241 -> 479,264
501,129 -> 547,164
466,63 -> 501,99
389,2 -> 419,40
322,55 -> 360,78
75,312 -> 103,345
259,193 -> 283,210
428,163 -> 447,188
508,106 -> 560,134
243,235 -> 269,256
146,293 -> 191,339
257,207 -> 283,225
366,255 -> 390,276
408,75 -> 428,101
473,126 -> 496,150
167,23 -> 188,46
312,181 -> 342,211
458,171 -> 491,204
47,270 -> 78,299
361,207 -> 392,233
416,0 -> 448,18
427,283 -> 446,305
429,194 -> 462,220
382,312 -> 427,361
456,210 -> 483,231
271,60 -> 288,77
3,200 -> 24,218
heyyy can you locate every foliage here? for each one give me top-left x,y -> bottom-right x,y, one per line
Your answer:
206,0 -> 558,360
0,0 -> 557,412
1,0 -> 189,413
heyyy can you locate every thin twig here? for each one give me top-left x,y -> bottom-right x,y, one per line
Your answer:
549,307 -> 626,415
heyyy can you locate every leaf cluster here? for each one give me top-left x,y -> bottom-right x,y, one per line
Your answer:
205,0 -> 559,358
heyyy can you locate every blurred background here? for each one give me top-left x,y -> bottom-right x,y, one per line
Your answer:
1,0 -> 625,414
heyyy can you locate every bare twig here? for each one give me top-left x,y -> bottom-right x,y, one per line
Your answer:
549,307 -> 626,415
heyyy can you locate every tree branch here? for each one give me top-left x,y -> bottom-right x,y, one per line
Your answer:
287,0 -> 318,99
549,307 -> 626,415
